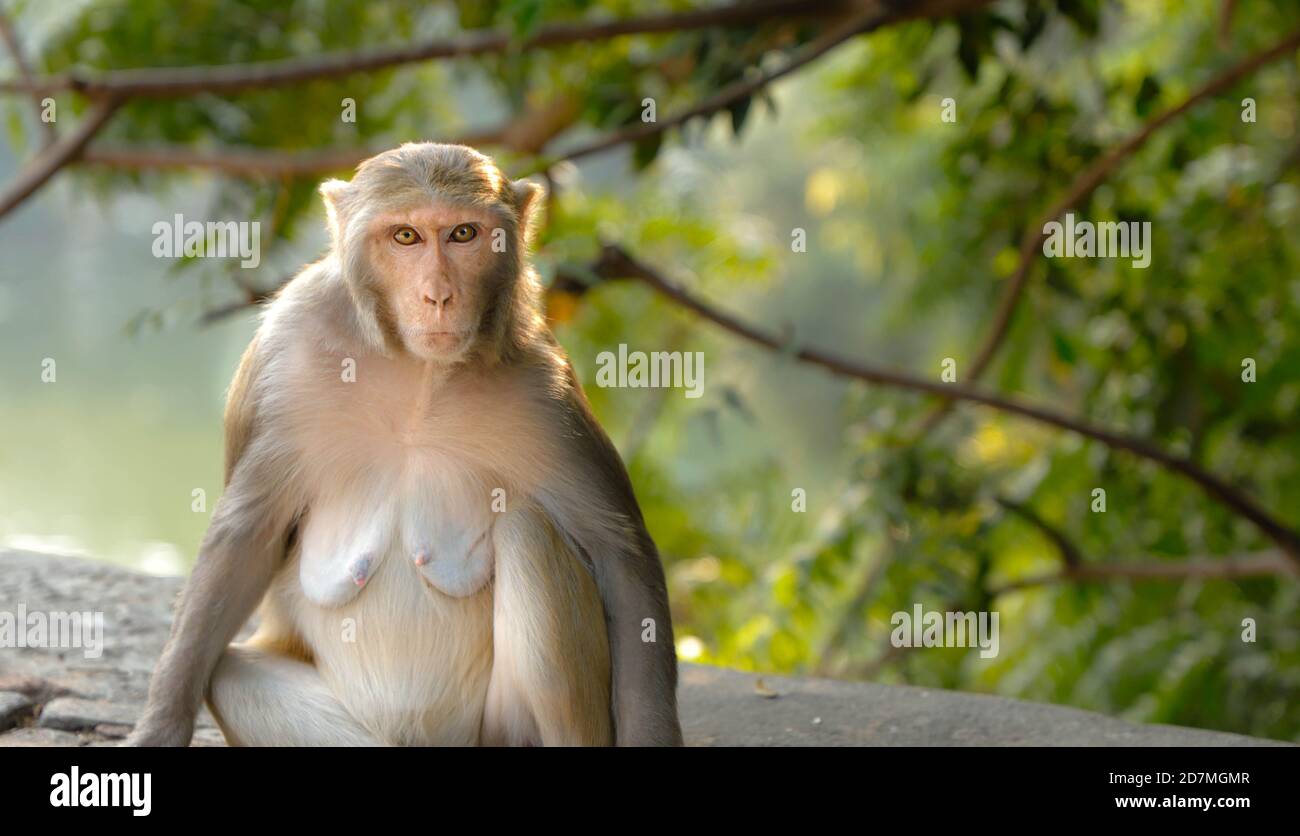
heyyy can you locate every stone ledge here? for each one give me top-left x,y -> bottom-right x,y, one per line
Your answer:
0,549 -> 1286,747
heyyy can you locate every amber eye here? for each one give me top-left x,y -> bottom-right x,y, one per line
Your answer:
449,224 -> 477,243
393,227 -> 420,245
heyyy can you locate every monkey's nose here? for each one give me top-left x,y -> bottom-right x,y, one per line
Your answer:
422,287 -> 454,309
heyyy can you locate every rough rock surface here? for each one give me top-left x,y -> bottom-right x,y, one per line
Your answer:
0,549 -> 1285,746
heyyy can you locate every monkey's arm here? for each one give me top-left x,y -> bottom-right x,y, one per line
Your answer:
128,338 -> 300,746
541,382 -> 683,746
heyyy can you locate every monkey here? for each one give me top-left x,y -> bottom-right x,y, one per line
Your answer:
126,143 -> 682,747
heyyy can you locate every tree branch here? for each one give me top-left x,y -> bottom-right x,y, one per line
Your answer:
593,243 -> 1300,563
78,128 -> 508,177
79,145 -> 377,177
989,497 -> 1297,591
0,0 -> 855,99
0,96 -> 120,219
198,284 -> 277,326
987,552 -> 1296,597
77,92 -> 584,177
0,2 -> 54,146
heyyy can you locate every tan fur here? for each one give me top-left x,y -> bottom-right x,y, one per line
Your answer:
222,333 -> 262,486
128,143 -> 680,748
484,505 -> 611,745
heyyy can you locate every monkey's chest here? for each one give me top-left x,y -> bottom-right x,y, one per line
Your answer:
297,467 -> 497,608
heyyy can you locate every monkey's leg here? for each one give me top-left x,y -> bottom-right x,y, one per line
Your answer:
206,645 -> 380,746
483,506 -> 612,746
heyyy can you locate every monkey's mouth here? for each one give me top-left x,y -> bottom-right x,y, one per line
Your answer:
404,328 -> 471,351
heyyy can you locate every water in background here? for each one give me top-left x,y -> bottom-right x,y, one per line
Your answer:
0,161 -> 258,573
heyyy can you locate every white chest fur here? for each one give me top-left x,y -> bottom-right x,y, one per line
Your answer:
298,462 -> 496,607
273,342 -> 514,608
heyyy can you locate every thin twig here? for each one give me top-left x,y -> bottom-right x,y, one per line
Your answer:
987,552 -> 1296,597
815,541 -> 895,676
1218,0 -> 1238,48
78,128 -> 507,177
80,145 -> 379,177
198,284 -> 278,326
0,3 -> 54,146
996,496 -> 1082,568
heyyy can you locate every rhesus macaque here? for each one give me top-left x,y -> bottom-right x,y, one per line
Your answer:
127,143 -> 681,746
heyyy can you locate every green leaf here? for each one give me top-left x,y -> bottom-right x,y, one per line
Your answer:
1057,0 -> 1101,37
633,130 -> 663,170
728,95 -> 752,137
1052,331 -> 1077,365
1135,75 -> 1162,118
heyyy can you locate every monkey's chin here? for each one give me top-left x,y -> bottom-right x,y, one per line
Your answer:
404,330 -> 472,363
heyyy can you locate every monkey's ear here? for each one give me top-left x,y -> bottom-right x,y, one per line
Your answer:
510,178 -> 546,242
319,178 -> 354,243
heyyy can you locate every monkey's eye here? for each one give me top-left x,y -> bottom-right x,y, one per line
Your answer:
393,227 -> 421,246
449,224 -> 477,243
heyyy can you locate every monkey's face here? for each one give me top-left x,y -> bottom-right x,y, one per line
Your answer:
366,202 -> 508,363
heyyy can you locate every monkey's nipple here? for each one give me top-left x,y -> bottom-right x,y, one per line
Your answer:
413,548 -> 431,567
349,554 -> 374,587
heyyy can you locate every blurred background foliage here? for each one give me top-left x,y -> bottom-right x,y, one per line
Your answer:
1,0 -> 1298,741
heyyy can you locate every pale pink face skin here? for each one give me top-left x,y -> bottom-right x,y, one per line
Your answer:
366,201 -> 505,363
